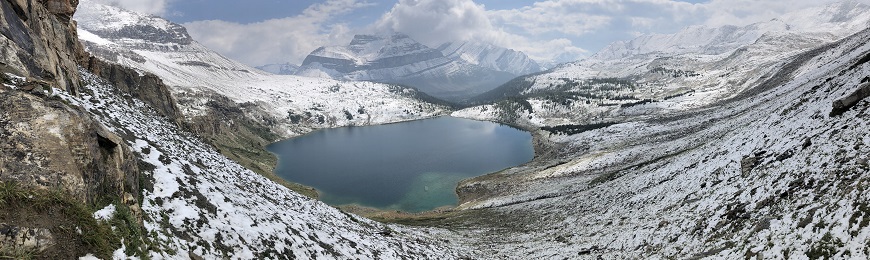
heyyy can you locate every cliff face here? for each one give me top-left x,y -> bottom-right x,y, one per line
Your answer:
0,0 -> 163,257
0,0 -> 85,93
81,56 -> 182,124
0,88 -> 139,206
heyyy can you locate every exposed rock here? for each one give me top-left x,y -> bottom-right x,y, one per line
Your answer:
0,223 -> 54,254
741,156 -> 759,177
75,2 -> 192,47
0,89 -> 139,205
830,82 -> 870,116
0,0 -> 85,93
81,56 -> 182,124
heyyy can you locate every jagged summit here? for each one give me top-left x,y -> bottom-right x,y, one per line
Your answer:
74,2 -> 446,138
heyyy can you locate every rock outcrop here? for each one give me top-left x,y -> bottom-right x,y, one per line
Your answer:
0,89 -> 139,205
0,0 -> 85,93
830,81 -> 870,116
81,56 -> 182,124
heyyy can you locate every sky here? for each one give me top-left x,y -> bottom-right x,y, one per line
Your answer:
92,0 -> 870,66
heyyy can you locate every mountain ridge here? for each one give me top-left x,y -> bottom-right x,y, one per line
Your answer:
295,33 -> 532,101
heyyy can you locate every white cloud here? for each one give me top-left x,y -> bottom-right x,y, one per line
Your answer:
372,0 -> 589,62
174,0 -> 870,65
182,0 -> 371,65
373,0 -> 493,47
89,0 -> 171,15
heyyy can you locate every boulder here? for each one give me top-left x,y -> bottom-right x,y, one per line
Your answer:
830,82 -> 870,116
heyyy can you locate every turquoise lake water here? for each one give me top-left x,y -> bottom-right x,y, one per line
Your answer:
267,116 -> 534,212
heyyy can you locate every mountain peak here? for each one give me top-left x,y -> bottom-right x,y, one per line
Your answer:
437,41 -> 542,76
75,0 -> 192,45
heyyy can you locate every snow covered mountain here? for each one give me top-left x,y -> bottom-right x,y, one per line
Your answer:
296,33 -> 517,101
74,2 -> 447,139
450,26 -> 870,258
594,1 -> 870,60
62,70 -> 461,259
437,41 -> 542,76
6,0 -> 870,258
256,62 -> 299,75
467,1 -> 870,127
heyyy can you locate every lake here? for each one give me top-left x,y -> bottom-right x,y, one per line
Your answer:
267,116 -> 534,212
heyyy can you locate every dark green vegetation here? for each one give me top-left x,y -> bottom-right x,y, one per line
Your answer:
541,122 -> 618,135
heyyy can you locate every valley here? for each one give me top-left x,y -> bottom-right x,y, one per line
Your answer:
1,0 -> 869,259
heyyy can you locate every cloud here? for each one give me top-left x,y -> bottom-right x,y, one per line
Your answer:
182,0 -> 371,65
372,0 -> 494,47
177,0 -> 870,66
472,0 -> 870,61
89,0 -> 171,15
372,0 -> 590,62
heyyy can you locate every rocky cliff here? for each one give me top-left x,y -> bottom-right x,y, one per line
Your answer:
0,0 -> 177,257
0,88 -> 139,205
3,1 -> 460,258
0,0 -> 85,93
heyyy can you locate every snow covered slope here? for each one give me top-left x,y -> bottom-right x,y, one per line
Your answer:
594,1 -> 870,60
448,24 -> 870,260
296,33 -> 517,101
465,2 -> 870,127
437,41 -> 542,76
59,69 -> 463,259
74,1 -> 447,138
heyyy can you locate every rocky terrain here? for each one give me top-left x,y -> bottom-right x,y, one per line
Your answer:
2,0 -> 870,259
446,2 -> 870,258
2,0 -> 457,258
73,2 -> 450,191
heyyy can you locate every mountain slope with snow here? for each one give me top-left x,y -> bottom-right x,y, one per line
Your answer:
437,41 -> 542,76
63,1 -> 870,259
54,69 -> 465,259
296,33 -> 517,101
74,2 -> 447,139
594,1 -> 870,60
465,1 -> 870,127
447,23 -> 870,259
